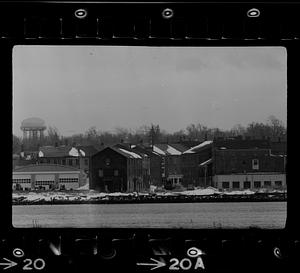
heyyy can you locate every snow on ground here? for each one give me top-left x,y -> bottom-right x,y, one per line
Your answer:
12,187 -> 286,202
223,189 -> 255,195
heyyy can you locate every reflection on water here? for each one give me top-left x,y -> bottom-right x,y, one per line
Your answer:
13,202 -> 286,229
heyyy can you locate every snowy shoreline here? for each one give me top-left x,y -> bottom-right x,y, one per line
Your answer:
12,187 -> 287,205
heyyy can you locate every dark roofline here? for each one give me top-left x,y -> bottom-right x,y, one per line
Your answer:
13,163 -> 81,172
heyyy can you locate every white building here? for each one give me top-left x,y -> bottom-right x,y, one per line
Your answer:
13,164 -> 87,191
213,172 -> 286,191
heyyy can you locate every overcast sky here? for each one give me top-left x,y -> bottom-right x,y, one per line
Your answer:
13,46 -> 287,137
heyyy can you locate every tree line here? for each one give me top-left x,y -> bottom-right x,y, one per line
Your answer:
13,115 -> 286,154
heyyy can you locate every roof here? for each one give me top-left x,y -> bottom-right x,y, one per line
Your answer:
94,146 -> 143,160
199,158 -> 212,167
76,145 -> 99,156
183,141 -> 213,154
153,144 -> 187,156
131,145 -> 161,157
215,139 -> 271,150
13,164 -> 81,173
39,145 -> 92,158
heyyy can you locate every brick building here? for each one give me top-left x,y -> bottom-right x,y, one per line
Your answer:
131,145 -> 163,187
212,138 -> 286,190
181,138 -> 286,191
89,146 -> 147,192
181,141 -> 213,188
152,143 -> 190,188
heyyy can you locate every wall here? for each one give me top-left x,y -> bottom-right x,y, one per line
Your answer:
90,148 -> 128,192
214,173 -> 286,190
213,149 -> 285,175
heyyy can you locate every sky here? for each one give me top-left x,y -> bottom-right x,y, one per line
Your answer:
13,46 -> 287,137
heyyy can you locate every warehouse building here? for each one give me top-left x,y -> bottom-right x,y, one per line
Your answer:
12,164 -> 87,191
152,143 -> 190,189
89,146 -> 147,192
181,137 -> 286,191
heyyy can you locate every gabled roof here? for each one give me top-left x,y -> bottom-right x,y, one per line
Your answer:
13,164 -> 81,172
76,145 -> 99,156
39,146 -> 71,158
153,144 -> 187,156
39,145 -> 94,158
215,139 -> 271,150
94,146 -> 143,159
131,145 -> 161,158
183,141 -> 213,154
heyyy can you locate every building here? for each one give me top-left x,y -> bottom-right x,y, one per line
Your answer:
12,164 -> 87,191
152,143 -> 190,188
89,146 -> 147,192
181,141 -> 213,188
37,145 -> 98,184
213,138 -> 286,190
131,145 -> 163,187
181,138 -> 286,191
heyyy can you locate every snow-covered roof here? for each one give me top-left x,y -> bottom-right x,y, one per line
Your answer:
69,147 -> 85,157
153,146 -> 166,155
183,141 -> 213,154
166,145 -> 182,155
153,144 -> 186,156
199,158 -> 212,166
118,148 -> 142,159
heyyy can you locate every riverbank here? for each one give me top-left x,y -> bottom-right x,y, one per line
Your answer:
12,189 -> 287,205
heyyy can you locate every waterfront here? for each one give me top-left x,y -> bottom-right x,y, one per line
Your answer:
13,201 -> 286,229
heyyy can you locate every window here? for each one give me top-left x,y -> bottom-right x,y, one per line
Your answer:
99,169 -> 103,177
275,181 -> 282,187
254,181 -> 261,188
232,181 -> 240,189
114,170 -> 119,176
35,180 -> 55,185
84,159 -> 89,165
13,179 -> 31,184
59,178 -> 79,183
75,159 -> 79,165
264,181 -> 271,187
222,182 -> 230,189
62,159 -> 66,165
244,181 -> 251,189
68,159 -> 73,166
252,159 -> 259,170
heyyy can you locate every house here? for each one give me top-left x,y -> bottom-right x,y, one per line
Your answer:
37,145 -> 98,185
131,145 -> 163,187
89,146 -> 147,192
152,143 -> 190,188
181,141 -> 213,188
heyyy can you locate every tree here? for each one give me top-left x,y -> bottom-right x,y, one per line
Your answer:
148,124 -> 161,146
13,135 -> 22,154
267,115 -> 286,139
46,126 -> 60,146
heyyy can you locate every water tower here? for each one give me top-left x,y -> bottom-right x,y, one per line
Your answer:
21,117 -> 47,141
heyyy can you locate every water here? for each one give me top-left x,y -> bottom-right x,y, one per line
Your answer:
12,202 -> 286,229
